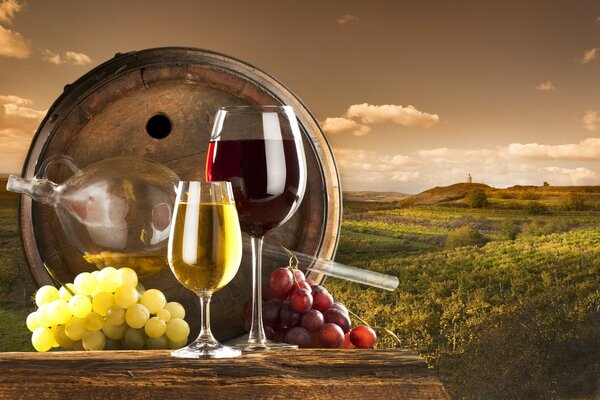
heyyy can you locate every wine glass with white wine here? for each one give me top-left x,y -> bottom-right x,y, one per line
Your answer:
168,181 -> 243,358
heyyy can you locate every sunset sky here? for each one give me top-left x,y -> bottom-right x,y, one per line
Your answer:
1,0 -> 600,193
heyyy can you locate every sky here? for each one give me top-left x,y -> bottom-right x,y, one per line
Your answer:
1,0 -> 600,193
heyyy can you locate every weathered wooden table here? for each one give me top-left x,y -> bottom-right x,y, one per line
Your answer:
0,349 -> 451,399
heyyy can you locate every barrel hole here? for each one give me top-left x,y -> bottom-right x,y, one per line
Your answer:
146,114 -> 172,139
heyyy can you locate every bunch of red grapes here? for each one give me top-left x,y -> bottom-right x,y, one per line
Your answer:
245,266 -> 377,349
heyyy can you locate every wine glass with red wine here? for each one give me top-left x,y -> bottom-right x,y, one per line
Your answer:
206,105 -> 307,350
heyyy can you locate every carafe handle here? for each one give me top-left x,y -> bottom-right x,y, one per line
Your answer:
36,155 -> 80,180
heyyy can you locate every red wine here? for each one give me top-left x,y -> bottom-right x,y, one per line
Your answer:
206,139 -> 306,237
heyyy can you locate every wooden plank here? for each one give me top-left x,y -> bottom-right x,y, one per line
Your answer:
0,350 -> 451,400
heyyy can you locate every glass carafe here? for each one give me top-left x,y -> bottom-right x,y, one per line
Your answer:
7,155 -> 180,276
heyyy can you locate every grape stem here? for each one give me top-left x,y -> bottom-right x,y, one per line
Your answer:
347,309 -> 402,346
42,262 -> 76,296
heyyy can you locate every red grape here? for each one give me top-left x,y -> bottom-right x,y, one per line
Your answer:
312,290 -> 334,313
285,327 -> 311,348
342,332 -> 355,349
310,285 -> 328,295
306,277 -> 318,286
349,325 -> 377,348
262,285 -> 274,301
319,323 -> 344,348
269,267 -> 294,299
279,302 -> 300,328
324,308 -> 351,333
300,309 -> 324,333
289,288 -> 313,313
292,269 -> 306,282
273,328 -> 288,343
263,299 -> 283,325
265,326 -> 275,340
290,279 -> 311,294
330,302 -> 349,315
309,332 -> 321,348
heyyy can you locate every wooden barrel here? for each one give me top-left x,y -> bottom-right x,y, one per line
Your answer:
17,47 -> 342,341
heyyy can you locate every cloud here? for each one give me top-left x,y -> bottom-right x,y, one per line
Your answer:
580,47 -> 598,64
321,103 -> 440,137
42,49 -> 93,65
0,0 -> 22,23
583,110 -> 600,131
321,117 -> 370,136
334,148 -> 421,190
0,94 -> 45,174
346,103 -> 440,128
0,24 -> 30,58
507,137 -> 600,160
336,14 -> 359,25
535,81 -> 555,91
543,166 -> 598,185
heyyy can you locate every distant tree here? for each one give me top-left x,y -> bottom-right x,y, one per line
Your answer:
466,190 -> 489,208
445,226 -> 489,248
543,181 -> 550,187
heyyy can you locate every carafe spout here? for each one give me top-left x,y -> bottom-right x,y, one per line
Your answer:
6,175 -> 58,206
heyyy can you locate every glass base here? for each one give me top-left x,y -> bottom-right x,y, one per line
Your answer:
171,339 -> 241,359
235,340 -> 298,351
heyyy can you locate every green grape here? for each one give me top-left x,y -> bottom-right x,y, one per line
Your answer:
35,285 -> 59,307
64,317 -> 87,341
123,328 -> 146,350
164,302 -> 186,319
156,309 -> 171,322
48,327 -> 59,348
102,322 -> 128,340
35,304 -> 54,328
144,317 -> 166,338
53,325 -> 74,348
125,304 -> 150,329
165,318 -> 190,342
58,283 -> 76,301
168,338 -> 188,349
114,286 -> 139,308
72,340 -> 84,351
84,312 -> 105,331
47,299 -> 72,325
140,289 -> 166,314
146,335 -> 169,350
92,292 -> 114,316
74,272 -> 98,296
97,267 -> 122,293
104,338 -> 121,350
118,267 -> 138,288
82,330 -> 106,351
105,305 -> 125,325
26,311 -> 40,332
68,294 -> 92,318
31,327 -> 54,352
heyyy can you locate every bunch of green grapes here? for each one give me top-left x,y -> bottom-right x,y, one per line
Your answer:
27,267 -> 190,352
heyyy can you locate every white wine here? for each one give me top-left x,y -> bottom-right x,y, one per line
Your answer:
168,202 -> 242,294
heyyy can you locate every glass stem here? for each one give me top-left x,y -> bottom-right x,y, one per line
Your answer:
196,292 -> 216,343
248,236 -> 267,344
